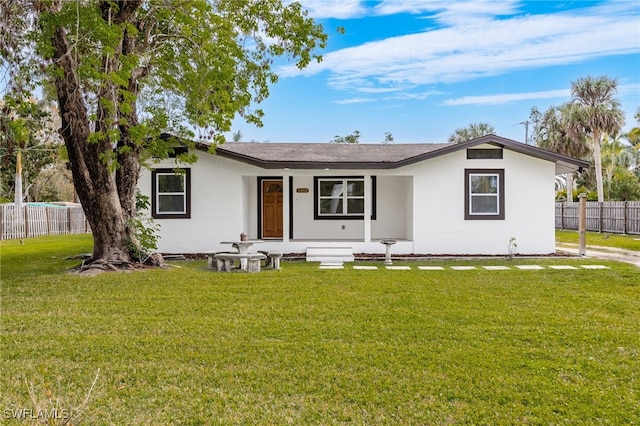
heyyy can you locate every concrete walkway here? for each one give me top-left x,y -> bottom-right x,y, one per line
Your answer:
556,243 -> 640,269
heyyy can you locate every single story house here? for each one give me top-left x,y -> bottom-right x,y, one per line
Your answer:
137,134 -> 589,256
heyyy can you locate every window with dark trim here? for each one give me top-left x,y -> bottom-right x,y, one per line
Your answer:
315,176 -> 370,220
168,146 -> 189,158
467,148 -> 503,159
151,168 -> 191,219
464,169 -> 504,220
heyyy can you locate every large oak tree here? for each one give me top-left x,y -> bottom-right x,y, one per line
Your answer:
1,0 -> 326,271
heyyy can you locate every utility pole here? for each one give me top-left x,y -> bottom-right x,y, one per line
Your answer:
516,121 -> 530,144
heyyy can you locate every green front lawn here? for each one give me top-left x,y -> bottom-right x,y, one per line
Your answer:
1,235 -> 639,424
556,229 -> 640,251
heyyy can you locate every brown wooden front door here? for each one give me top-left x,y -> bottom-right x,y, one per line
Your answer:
262,180 -> 283,238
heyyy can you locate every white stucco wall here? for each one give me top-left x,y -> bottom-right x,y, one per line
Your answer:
371,176 -> 412,240
138,152 -> 258,253
138,144 -> 557,255
407,146 -> 556,255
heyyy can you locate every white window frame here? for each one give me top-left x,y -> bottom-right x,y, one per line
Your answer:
315,177 -> 365,219
152,168 -> 191,219
465,169 -> 504,220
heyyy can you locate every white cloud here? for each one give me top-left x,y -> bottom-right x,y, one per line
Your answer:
442,83 -> 640,107
297,0 -> 366,19
334,97 -> 376,104
443,89 -> 570,106
374,0 -> 520,23
282,1 -> 640,93
386,90 -> 445,101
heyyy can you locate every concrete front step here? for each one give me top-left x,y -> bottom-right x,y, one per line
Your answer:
306,247 -> 354,263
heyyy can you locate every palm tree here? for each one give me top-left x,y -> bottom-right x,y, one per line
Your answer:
535,103 -> 589,201
600,133 -> 632,199
628,107 -> 640,146
448,122 -> 495,143
570,76 -> 625,202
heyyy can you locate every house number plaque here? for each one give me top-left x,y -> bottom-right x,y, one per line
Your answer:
296,188 -> 309,193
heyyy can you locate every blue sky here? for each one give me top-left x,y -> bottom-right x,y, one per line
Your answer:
229,0 -> 640,144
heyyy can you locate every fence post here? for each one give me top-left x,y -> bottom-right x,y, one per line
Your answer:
23,206 -> 29,239
598,202 -> 603,233
623,201 -> 628,235
560,202 -> 565,230
579,193 -> 587,256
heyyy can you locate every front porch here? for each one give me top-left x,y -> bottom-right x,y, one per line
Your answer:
240,174 -> 416,254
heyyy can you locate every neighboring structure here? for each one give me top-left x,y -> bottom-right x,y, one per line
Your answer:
138,135 -> 589,256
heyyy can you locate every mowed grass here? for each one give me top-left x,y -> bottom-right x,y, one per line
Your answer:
1,235 -> 639,424
556,229 -> 640,251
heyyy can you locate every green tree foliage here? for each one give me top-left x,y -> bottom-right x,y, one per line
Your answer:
600,134 -> 640,201
1,0 -> 327,269
0,96 -> 62,202
532,103 -> 589,201
570,75 -> 625,202
448,122 -> 495,143
626,107 -> 640,179
331,130 -> 361,143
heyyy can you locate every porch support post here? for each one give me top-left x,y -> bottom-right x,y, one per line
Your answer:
282,174 -> 291,242
363,173 -> 372,243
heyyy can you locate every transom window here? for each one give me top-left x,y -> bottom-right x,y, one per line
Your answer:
464,169 -> 504,220
315,177 -> 365,219
467,148 -> 503,159
151,168 -> 191,219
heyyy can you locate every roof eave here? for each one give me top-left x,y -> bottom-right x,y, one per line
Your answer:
215,148 -> 405,170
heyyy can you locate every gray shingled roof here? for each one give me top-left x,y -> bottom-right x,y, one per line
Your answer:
204,135 -> 589,174
214,142 -> 453,169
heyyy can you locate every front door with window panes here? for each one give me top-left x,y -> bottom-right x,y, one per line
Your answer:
262,180 -> 283,238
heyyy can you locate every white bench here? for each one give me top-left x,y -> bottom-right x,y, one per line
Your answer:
214,252 -> 266,272
205,251 -> 235,269
258,251 -> 283,270
306,247 -> 354,265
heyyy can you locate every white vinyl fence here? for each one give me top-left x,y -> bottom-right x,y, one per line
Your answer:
1,203 -> 90,240
555,201 -> 640,235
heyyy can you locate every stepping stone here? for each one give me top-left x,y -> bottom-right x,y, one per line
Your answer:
418,266 -> 445,270
450,266 -> 477,270
549,265 -> 579,270
580,265 -> 610,270
386,266 -> 411,270
483,266 -> 511,270
353,265 -> 378,270
515,265 -> 545,270
319,262 -> 344,269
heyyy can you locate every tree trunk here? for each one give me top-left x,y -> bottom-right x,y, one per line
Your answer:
593,129 -> 605,202
51,26 -> 134,269
565,172 -> 573,202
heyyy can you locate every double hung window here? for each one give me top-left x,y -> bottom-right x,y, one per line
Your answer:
315,177 -> 365,219
464,169 -> 504,220
152,168 -> 191,219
